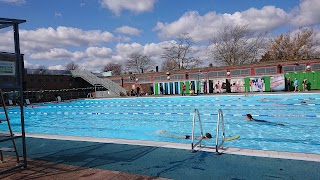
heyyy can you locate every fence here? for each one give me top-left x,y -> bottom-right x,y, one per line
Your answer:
1,88 -> 92,106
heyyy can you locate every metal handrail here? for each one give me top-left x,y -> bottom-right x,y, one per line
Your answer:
191,109 -> 204,152
71,70 -> 127,96
215,109 -> 225,155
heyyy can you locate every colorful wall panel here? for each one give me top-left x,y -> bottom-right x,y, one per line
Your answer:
270,75 -> 285,91
230,78 -> 245,93
248,77 -> 265,92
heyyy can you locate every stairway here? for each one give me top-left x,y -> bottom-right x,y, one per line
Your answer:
71,70 -> 127,97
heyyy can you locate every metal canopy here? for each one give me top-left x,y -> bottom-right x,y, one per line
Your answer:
0,18 -> 26,29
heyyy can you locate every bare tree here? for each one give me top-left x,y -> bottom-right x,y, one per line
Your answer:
160,59 -> 177,72
161,33 -> 200,70
210,24 -> 267,66
102,62 -> 122,75
126,52 -> 153,73
261,28 -> 318,61
65,62 -> 79,70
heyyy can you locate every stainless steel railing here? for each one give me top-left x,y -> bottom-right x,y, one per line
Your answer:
191,109 -> 204,152
215,109 -> 225,155
71,70 -> 127,96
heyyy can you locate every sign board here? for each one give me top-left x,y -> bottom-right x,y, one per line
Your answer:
0,61 -> 16,75
0,53 -> 21,88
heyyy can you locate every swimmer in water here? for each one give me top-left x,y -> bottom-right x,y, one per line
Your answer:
258,98 -> 269,102
246,114 -> 284,126
300,97 -> 314,103
157,130 -> 212,140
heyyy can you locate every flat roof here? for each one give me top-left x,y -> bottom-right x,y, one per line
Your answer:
0,17 -> 26,29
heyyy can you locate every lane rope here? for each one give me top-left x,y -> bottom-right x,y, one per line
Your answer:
76,97 -> 320,104
23,103 -> 320,109
16,111 -> 320,118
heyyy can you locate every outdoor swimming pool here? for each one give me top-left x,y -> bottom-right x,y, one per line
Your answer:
1,93 -> 320,154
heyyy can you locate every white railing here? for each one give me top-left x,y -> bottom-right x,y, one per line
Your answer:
191,109 -> 204,152
71,70 -> 127,97
215,109 -> 225,155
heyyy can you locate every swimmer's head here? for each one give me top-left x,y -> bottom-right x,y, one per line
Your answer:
246,114 -> 253,120
205,133 -> 212,139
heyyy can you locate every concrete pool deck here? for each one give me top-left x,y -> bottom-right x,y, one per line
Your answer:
1,134 -> 320,179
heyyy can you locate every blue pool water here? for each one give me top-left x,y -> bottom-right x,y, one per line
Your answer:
1,93 -> 320,154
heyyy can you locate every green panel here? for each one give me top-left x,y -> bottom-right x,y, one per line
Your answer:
264,76 -> 271,92
244,77 -> 250,92
306,71 -> 315,90
316,71 -> 320,89
154,83 -> 159,95
179,82 -> 184,94
298,72 -> 305,91
185,81 -> 190,94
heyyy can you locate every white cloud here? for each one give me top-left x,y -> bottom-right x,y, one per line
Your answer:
0,0 -> 26,5
29,47 -> 113,61
115,26 -> 142,35
100,0 -> 156,16
30,48 -> 75,60
85,47 -> 113,58
291,0 -> 320,26
0,26 -> 115,53
48,64 -> 65,70
154,6 -> 290,42
23,60 -> 33,68
240,6 -> 290,31
116,42 -> 144,55
0,30 -> 14,52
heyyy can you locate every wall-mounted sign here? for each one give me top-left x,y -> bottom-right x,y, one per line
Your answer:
0,61 -> 16,75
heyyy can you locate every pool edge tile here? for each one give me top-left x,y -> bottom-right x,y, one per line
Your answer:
23,133 -> 320,162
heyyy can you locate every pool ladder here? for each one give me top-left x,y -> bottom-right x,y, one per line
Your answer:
191,108 -> 225,155
215,109 -> 225,155
191,109 -> 204,152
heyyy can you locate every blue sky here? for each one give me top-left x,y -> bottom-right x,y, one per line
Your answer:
0,0 -> 319,71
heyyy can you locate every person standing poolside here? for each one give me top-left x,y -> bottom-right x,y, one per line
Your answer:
246,114 -> 284,126
160,84 -> 164,95
302,78 -> 308,91
182,83 -> 186,96
249,80 -> 253,92
294,78 -> 300,92
189,82 -> 194,95
136,86 -> 140,96
149,85 -> 154,95
286,77 -> 291,91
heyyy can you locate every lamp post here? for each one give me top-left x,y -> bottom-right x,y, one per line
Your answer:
166,71 -> 170,80
121,77 -> 124,87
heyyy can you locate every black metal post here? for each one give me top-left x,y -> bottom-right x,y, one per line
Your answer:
13,22 -> 27,168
